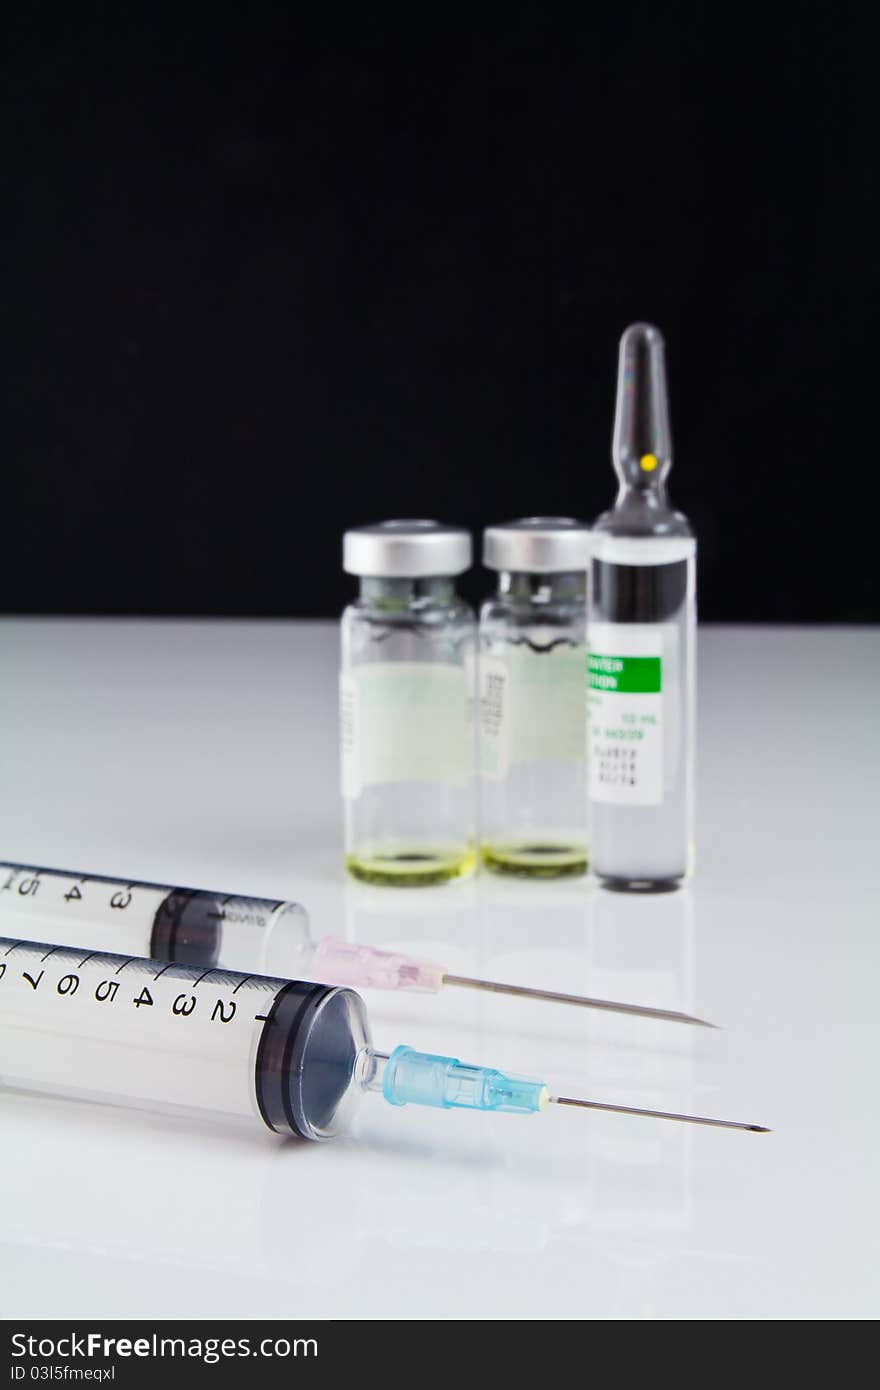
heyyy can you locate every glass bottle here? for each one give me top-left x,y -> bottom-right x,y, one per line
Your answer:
479,517 -> 591,876
588,324 -> 696,890
341,520 -> 476,886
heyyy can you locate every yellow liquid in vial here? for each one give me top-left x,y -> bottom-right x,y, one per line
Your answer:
481,841 -> 588,879
345,844 -> 477,887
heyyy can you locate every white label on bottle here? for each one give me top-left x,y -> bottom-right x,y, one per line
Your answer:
340,662 -> 468,797
588,624 -> 671,806
479,645 -> 587,780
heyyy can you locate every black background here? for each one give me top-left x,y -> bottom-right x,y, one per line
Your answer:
2,7 -> 874,620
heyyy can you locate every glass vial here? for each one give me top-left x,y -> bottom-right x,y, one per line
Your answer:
479,517 -> 591,877
588,324 -> 696,891
341,520 -> 476,886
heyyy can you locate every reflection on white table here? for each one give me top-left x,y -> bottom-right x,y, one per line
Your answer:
0,620 -> 877,1319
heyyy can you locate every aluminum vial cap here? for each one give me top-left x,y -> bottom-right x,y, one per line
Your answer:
482,517 -> 591,574
343,520 -> 472,578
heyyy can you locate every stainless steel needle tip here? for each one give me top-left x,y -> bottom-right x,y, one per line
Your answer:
550,1095 -> 770,1132
442,974 -> 717,1028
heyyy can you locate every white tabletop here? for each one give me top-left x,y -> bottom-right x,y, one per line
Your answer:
0,619 -> 877,1320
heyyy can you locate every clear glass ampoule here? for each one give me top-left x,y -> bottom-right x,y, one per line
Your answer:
479,518 -> 592,877
588,324 -> 696,891
340,520 -> 477,886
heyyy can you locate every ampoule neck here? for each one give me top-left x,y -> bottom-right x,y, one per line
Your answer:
594,489 -> 692,539
498,571 -> 586,604
359,575 -> 456,610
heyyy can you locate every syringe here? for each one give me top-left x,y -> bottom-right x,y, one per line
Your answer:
0,863 -> 713,1027
0,936 -> 768,1140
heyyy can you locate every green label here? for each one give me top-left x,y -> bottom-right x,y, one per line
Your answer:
587,653 -> 662,693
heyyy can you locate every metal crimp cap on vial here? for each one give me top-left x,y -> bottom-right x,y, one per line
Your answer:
482,517 -> 591,574
343,520 -> 472,578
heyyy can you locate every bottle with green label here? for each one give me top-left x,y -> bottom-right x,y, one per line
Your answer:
341,521 -> 477,885
479,518 -> 592,877
588,324 -> 696,890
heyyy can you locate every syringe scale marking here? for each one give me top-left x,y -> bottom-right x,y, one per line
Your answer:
230,976 -> 256,995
